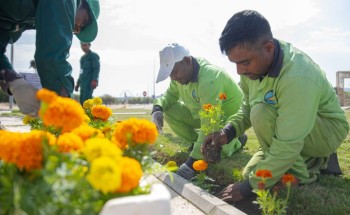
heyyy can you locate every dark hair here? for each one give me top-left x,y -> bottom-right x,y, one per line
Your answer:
219,10 -> 273,55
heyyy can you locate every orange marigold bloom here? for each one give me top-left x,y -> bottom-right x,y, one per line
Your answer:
91,105 -> 113,121
36,88 -> 58,104
71,123 -> 104,141
40,96 -> 85,133
193,160 -> 208,171
256,169 -> 273,178
115,157 -> 143,193
203,104 -> 212,111
281,173 -> 297,186
0,130 -> 45,171
219,92 -> 227,100
56,133 -> 84,153
113,118 -> 158,148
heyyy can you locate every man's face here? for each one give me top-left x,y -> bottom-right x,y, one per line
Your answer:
226,41 -> 274,80
73,0 -> 91,34
169,57 -> 193,85
81,43 -> 90,52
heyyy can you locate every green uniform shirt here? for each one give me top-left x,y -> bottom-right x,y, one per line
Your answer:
77,50 -> 100,85
227,39 -> 349,187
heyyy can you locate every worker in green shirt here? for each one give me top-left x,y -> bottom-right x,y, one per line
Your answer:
0,0 -> 99,117
202,10 -> 349,203
75,42 -> 100,105
152,43 -> 247,180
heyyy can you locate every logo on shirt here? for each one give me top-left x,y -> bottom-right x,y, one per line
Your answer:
192,90 -> 200,103
264,90 -> 276,105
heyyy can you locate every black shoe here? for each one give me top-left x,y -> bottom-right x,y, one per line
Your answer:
320,153 -> 342,176
238,133 -> 248,149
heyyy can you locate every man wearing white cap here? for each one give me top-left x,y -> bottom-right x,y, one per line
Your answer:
152,43 -> 246,180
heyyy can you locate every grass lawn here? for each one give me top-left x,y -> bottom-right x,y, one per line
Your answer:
114,107 -> 350,215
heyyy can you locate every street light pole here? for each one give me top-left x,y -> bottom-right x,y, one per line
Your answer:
153,55 -> 156,99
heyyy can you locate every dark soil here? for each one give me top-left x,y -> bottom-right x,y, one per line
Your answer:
229,195 -> 261,215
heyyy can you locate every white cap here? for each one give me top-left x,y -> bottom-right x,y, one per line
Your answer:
156,43 -> 190,83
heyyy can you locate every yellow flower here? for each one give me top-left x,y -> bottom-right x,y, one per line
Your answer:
193,160 -> 208,171
83,99 -> 94,109
87,156 -> 122,194
71,123 -> 104,141
115,157 -> 143,193
39,96 -> 85,133
93,97 -> 103,105
82,137 -> 122,163
165,160 -> 179,172
91,105 -> 113,121
56,133 -> 84,153
23,115 -> 34,125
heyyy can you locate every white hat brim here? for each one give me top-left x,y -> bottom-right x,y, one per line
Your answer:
156,61 -> 175,83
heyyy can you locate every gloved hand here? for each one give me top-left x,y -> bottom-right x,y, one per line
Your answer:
91,80 -> 98,89
74,83 -> 80,92
201,130 -> 228,155
217,180 -> 254,203
151,111 -> 163,133
9,78 -> 40,117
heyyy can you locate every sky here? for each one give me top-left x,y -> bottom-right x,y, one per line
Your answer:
5,0 -> 350,98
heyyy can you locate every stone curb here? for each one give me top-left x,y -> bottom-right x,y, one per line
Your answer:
154,172 -> 246,215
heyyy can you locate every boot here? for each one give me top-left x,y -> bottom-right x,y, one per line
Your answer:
320,153 -> 342,176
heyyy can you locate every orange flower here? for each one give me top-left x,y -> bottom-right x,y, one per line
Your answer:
56,133 -> 84,153
203,104 -> 212,111
219,92 -> 227,100
71,123 -> 104,141
91,105 -> 113,121
36,88 -> 58,104
115,157 -> 143,193
281,173 -> 297,186
256,169 -> 273,178
193,160 -> 208,171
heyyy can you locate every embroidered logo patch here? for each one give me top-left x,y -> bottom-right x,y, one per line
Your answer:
192,90 -> 200,103
264,90 -> 276,105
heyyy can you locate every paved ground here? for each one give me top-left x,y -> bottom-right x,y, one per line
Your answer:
0,104 -> 246,215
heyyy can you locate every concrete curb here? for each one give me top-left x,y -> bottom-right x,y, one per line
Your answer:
154,172 -> 246,215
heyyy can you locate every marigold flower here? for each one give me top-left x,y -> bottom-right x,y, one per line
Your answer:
193,160 -> 208,171
39,96 -> 85,133
83,99 -> 94,109
219,92 -> 227,100
93,97 -> 103,105
82,138 -> 122,163
203,104 -> 212,111
56,133 -> 84,153
113,118 -> 158,149
87,156 -> 122,194
36,88 -> 58,104
23,115 -> 35,125
115,157 -> 143,193
281,173 -> 297,186
165,160 -> 179,172
256,169 -> 273,178
91,105 -> 113,121
71,123 -> 104,141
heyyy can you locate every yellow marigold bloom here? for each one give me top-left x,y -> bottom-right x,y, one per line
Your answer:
71,124 -> 104,141
203,104 -> 212,111
82,137 -> 122,163
87,156 -> 122,194
56,133 -> 84,153
0,130 -> 45,171
83,114 -> 91,123
91,105 -> 113,121
113,118 -> 158,148
93,97 -> 102,105
83,99 -> 94,109
219,92 -> 227,100
23,115 -> 34,125
40,96 -> 85,133
165,160 -> 179,172
115,157 -> 143,193
36,88 -> 58,104
193,160 -> 208,171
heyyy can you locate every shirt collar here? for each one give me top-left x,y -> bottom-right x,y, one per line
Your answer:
190,57 -> 199,82
267,39 -> 284,78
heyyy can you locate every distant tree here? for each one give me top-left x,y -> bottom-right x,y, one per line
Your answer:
100,94 -> 116,106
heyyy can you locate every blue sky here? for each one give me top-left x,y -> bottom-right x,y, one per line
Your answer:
6,0 -> 350,97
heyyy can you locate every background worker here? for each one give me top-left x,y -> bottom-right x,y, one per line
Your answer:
0,0 -> 100,117
202,10 -> 349,203
75,42 -> 100,105
152,43 -> 247,180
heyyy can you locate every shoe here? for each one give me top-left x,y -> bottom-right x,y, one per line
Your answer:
176,163 -> 195,180
238,133 -> 248,149
320,153 -> 342,176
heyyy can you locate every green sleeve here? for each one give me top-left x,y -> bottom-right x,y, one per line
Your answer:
249,76 -> 321,188
91,53 -> 100,81
153,81 -> 180,110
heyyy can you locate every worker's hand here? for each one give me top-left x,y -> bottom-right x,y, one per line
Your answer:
201,130 -> 228,155
9,78 -> 40,117
217,180 -> 254,203
91,80 -> 98,89
151,111 -> 163,134
74,84 -> 79,92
